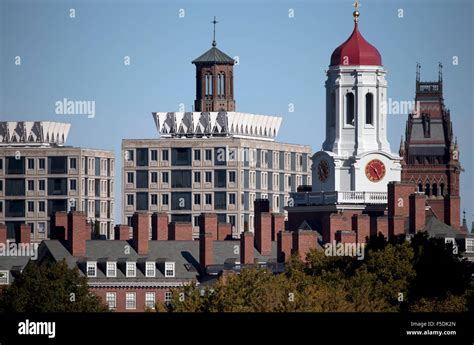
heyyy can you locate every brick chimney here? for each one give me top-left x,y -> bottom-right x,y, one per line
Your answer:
444,195 -> 461,229
67,212 -> 90,257
389,215 -> 406,238
335,230 -> 356,244
217,222 -> 232,240
271,213 -> 285,241
376,216 -> 389,239
240,231 -> 254,265
292,230 -> 317,261
277,231 -> 292,263
352,214 -> 370,244
387,182 -> 416,217
409,193 -> 426,233
151,212 -> 169,240
254,199 -> 272,256
16,224 -> 31,244
132,212 -> 149,255
114,224 -> 131,240
328,213 -> 350,243
51,211 -> 68,241
199,232 -> 213,274
199,213 -> 218,240
0,223 -> 7,244
168,222 -> 193,241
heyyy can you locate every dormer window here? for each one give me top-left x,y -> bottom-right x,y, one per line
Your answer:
0,270 -> 9,285
165,262 -> 175,278
106,262 -> 117,277
86,262 -> 97,277
146,262 -> 155,277
126,262 -> 136,277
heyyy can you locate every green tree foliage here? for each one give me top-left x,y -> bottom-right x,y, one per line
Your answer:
157,233 -> 473,313
0,260 -> 108,312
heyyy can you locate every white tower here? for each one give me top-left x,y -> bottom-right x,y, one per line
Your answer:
312,6 -> 401,195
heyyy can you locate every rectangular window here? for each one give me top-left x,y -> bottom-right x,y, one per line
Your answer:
69,158 -> 77,169
39,158 -> 45,170
126,150 -> 134,161
194,171 -> 201,183
38,222 -> 45,233
136,192 -> 148,211
126,262 -> 136,277
171,148 -> 192,166
145,292 -> 155,309
162,194 -> 169,205
27,201 -> 34,212
151,172 -> 158,183
106,292 -> 116,310
125,292 -> 136,310
162,149 -> 169,161
127,194 -> 134,206
165,262 -> 175,277
151,150 -> 158,161
136,170 -> 148,188
27,158 -> 35,170
194,150 -> 201,161
214,170 -> 226,188
194,194 -> 201,205
171,170 -> 191,188
205,193 -> 212,205
27,180 -> 34,191
127,172 -> 134,184
136,148 -> 149,167
48,156 -> 67,174
205,149 -> 212,161
229,193 -> 236,205
0,180 -> 2,192
214,192 -> 227,210
165,291 -> 172,303
0,159 -> 3,170
39,201 -> 45,212
466,239 -> 474,253
146,262 -> 155,277
39,180 -> 45,191
69,179 -> 77,191
87,262 -> 97,277
107,262 -> 116,277
0,271 -> 9,285
151,194 -> 158,205
5,157 -> 23,174
205,171 -> 212,183
162,172 -> 169,183
229,171 -> 236,183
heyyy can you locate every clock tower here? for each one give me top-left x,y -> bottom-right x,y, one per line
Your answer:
312,5 -> 401,195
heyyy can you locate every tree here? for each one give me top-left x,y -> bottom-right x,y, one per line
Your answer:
0,260 -> 108,312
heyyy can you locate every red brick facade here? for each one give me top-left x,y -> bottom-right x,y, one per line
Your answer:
217,222 -> 232,241
168,222 -> 193,241
255,212 -> 272,256
352,214 -> 370,244
409,193 -> 426,233
292,230 -> 317,261
199,213 -> 218,241
67,212 -> 90,257
114,224 -> 131,241
271,213 -> 285,241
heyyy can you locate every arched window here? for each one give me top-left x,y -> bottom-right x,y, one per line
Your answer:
425,184 -> 430,197
345,93 -> 355,125
205,73 -> 213,96
365,93 -> 373,125
217,73 -> 225,97
418,183 -> 423,192
440,183 -> 445,196
329,91 -> 336,127
432,183 -> 438,196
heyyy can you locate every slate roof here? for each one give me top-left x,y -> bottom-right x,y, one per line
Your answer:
423,214 -> 464,239
192,47 -> 235,64
0,256 -> 31,284
38,240 -> 279,285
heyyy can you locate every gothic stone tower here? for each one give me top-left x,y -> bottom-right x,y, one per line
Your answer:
192,18 -> 235,112
400,64 -> 461,228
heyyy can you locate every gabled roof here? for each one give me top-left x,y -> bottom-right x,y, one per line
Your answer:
192,47 -> 235,65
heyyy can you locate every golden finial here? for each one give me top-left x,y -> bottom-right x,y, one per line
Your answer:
353,0 -> 360,22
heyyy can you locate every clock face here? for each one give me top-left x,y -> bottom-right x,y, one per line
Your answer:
317,160 -> 330,182
365,159 -> 386,182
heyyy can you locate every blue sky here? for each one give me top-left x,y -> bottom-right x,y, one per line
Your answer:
1,0 -> 472,225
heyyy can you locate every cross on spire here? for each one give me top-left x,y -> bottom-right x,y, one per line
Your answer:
211,16 -> 219,47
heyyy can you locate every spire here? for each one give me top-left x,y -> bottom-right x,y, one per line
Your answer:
353,0 -> 360,23
399,136 -> 405,156
462,210 -> 467,228
211,16 -> 218,47
416,62 -> 421,83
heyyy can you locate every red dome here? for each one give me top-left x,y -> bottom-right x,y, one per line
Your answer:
330,22 -> 382,67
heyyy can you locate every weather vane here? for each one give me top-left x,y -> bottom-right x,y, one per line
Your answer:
211,16 -> 219,47
353,0 -> 361,22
